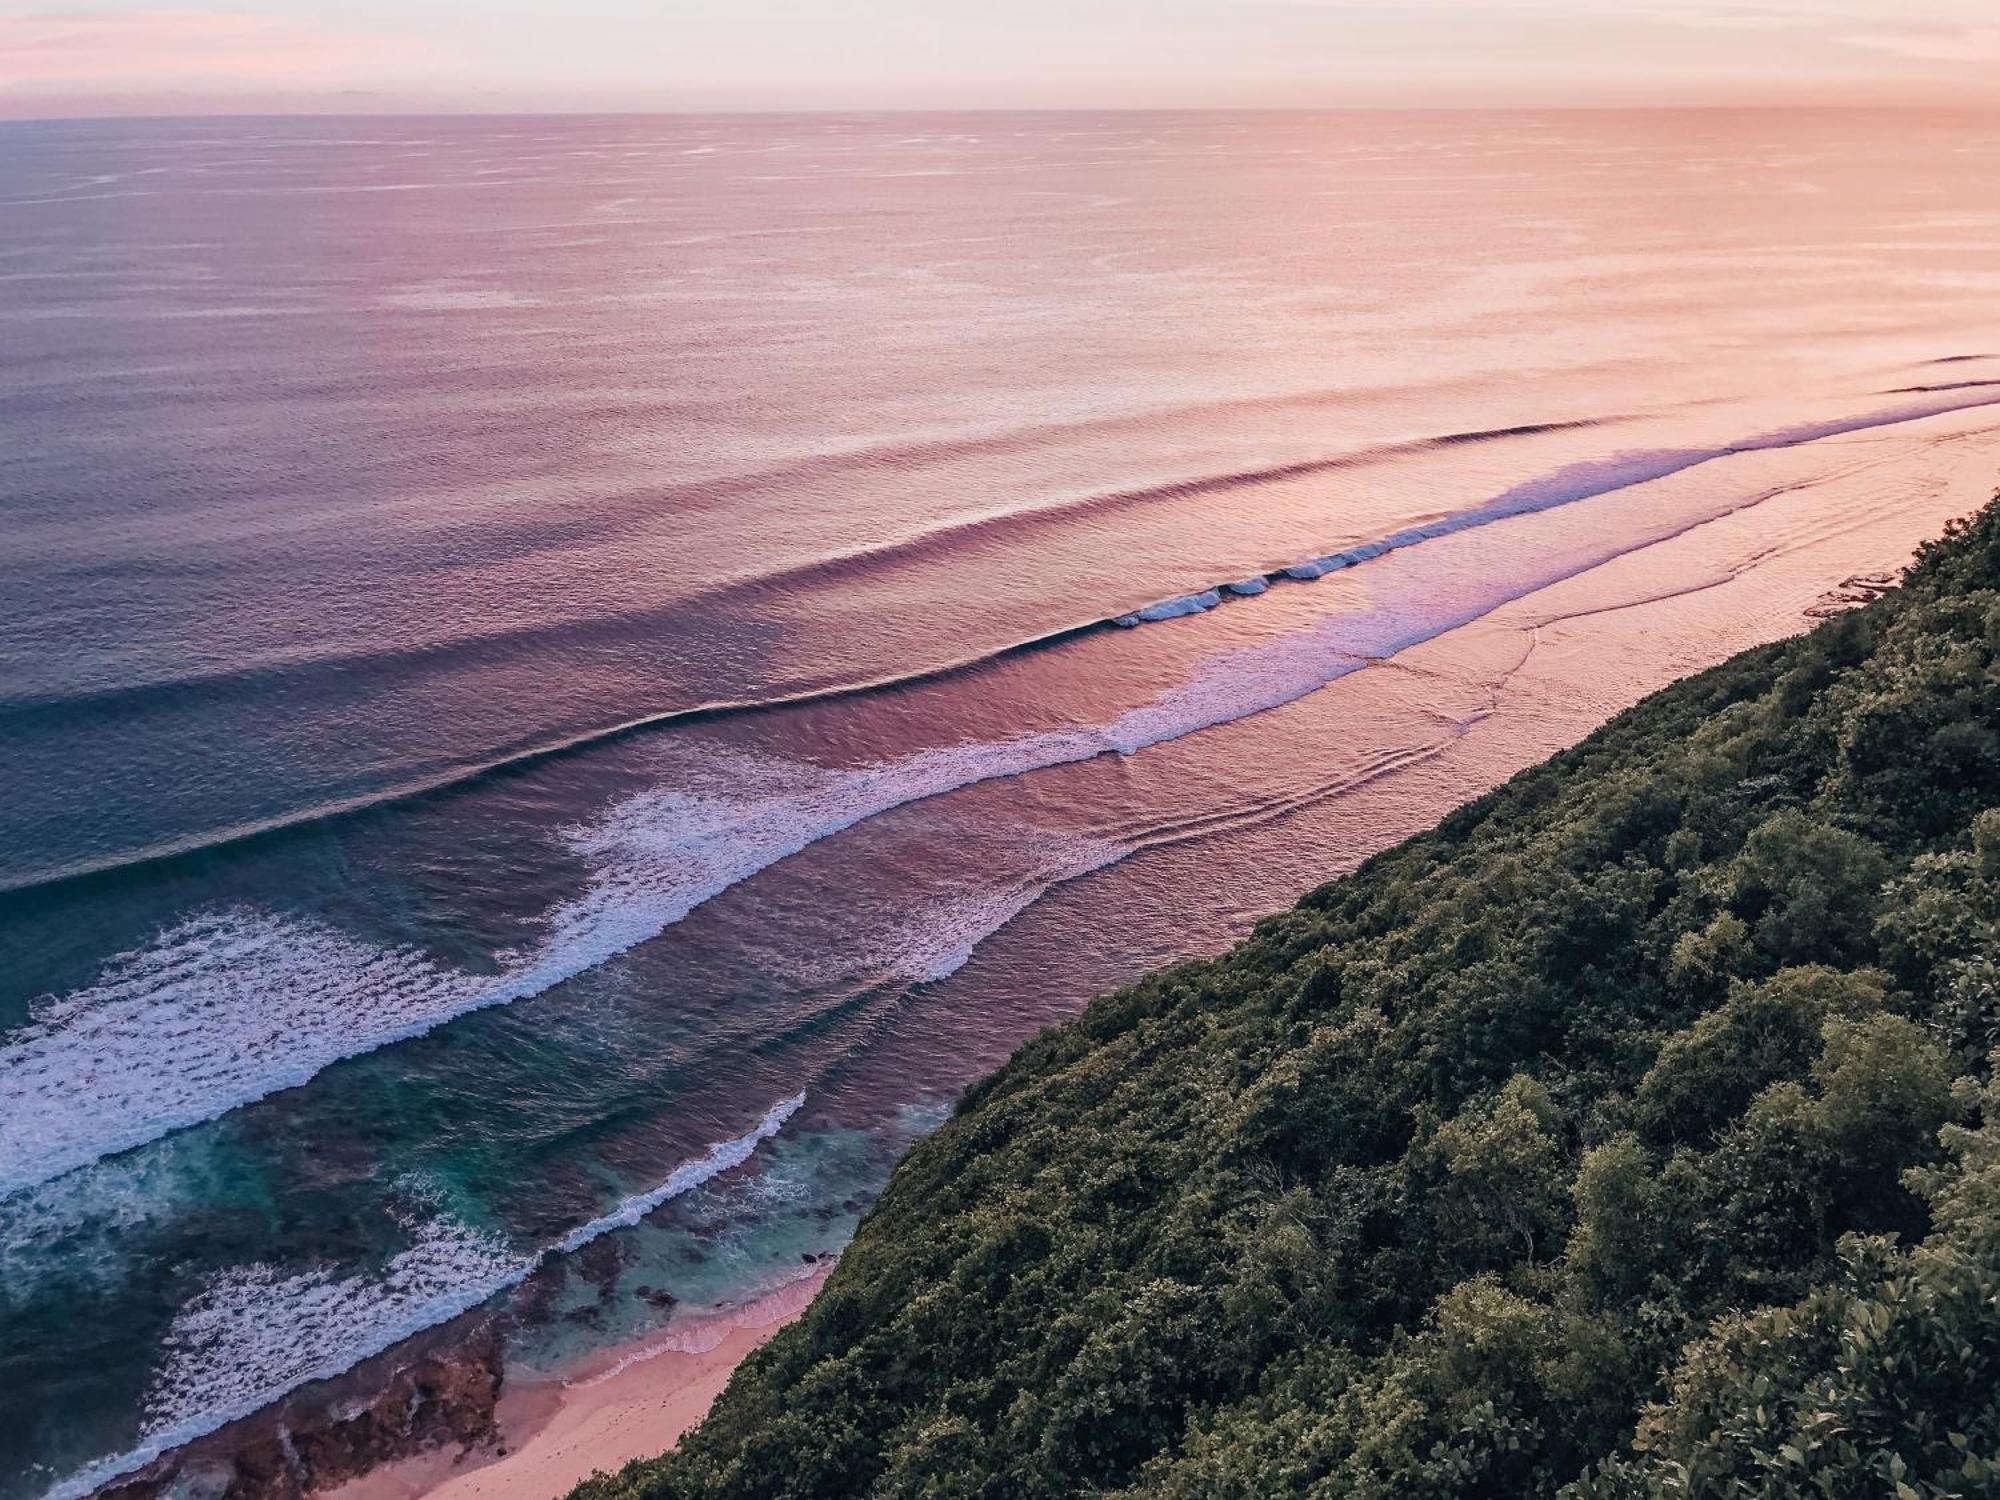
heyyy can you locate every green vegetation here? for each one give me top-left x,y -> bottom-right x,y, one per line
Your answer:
577,500 -> 2000,1499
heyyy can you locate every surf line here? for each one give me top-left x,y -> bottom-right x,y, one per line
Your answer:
17,381 -> 2000,904
1105,385 -> 2000,626
36,1093 -> 807,1500
10,395 -> 1968,1207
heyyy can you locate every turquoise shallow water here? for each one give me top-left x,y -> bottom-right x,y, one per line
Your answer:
5,109 -> 2000,1498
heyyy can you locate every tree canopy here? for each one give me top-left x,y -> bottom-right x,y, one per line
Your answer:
576,498 -> 2000,1500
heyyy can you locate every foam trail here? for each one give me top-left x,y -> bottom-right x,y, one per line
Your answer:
10,385 -> 1997,1199
1113,588 -> 1223,627
13,388 -> 1997,899
2,739 -> 1135,1201
895,862 -> 1120,985
0,1131 -> 232,1293
1102,386 -> 2000,629
552,1093 -> 804,1253
0,914 -> 483,1198
35,1095 -> 803,1500
777,831 -> 1129,990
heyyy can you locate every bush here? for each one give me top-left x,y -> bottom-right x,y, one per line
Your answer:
573,495 -> 2000,1500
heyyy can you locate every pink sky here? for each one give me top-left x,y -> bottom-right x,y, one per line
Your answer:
3,2 -> 1999,118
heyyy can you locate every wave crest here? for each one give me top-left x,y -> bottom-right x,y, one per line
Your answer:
37,1094 -> 804,1500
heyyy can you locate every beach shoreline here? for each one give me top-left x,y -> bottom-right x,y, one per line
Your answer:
328,1267 -> 831,1500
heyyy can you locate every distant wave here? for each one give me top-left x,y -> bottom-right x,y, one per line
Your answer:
12,386 -> 1981,1200
37,1094 -> 804,1500
0,636 -> 1101,898
1101,386 -> 2000,629
700,416 -> 1614,603
1882,379 -> 2000,396
0,416 -> 1618,896
21,387 -> 1997,901
0,415 -> 1606,723
620,392 -> 1601,518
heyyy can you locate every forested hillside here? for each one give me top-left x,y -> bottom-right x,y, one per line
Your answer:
577,499 -> 2000,1500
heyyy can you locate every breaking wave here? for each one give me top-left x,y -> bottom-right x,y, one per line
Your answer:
36,1093 -> 804,1500
14,386 -> 1997,898
8,383 -> 2000,1200
1107,386 -> 2000,627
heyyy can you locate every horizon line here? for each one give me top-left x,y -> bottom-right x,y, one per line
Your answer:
8,100 -> 2000,127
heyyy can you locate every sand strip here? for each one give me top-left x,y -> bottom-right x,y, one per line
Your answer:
332,1267 -> 830,1500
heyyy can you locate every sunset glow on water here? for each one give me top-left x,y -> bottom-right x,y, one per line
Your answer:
4,107 -> 2000,1497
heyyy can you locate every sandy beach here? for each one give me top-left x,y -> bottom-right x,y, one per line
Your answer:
13,90 -> 2000,1500
331,1268 -> 832,1500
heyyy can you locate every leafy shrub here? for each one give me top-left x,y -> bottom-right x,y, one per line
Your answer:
573,494 -> 2000,1499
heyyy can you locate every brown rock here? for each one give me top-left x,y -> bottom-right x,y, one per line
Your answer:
94,1317 -> 509,1500
224,1434 -> 303,1500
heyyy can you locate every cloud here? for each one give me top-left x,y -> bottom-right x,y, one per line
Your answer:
1241,0 -> 2000,33
0,10 -> 416,92
1238,0 -> 2000,79
1837,26 -> 2000,62
6,1 -> 1996,114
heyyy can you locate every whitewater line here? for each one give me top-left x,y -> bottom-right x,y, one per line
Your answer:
0,621 -> 1104,897
12,384 -> 1999,902
1,416 -> 1605,725
12,403 -> 1952,1206
801,457 -> 1953,1053
1105,385 -> 2000,626
36,1093 -> 805,1500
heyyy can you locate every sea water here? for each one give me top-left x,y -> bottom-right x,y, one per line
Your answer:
4,109 -> 2000,1497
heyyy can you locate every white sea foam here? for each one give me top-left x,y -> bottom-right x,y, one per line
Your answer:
779,831 -> 1128,989
37,1095 -> 803,1500
0,740 -> 1111,1199
0,531 -> 1676,1203
1150,388 -> 2000,621
14,387 -> 1997,1200
0,1131 -> 229,1290
0,913 -> 484,1198
1112,588 -> 1224,627
552,1093 -> 803,1253
894,873 -> 1108,985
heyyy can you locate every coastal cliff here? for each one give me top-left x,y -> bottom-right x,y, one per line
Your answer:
573,498 -> 2000,1498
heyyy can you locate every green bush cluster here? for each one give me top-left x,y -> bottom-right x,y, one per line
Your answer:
575,500 -> 2000,1499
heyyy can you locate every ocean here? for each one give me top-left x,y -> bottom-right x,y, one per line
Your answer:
3,109 -> 2000,1498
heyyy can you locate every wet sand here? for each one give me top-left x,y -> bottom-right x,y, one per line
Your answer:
331,1269 -> 831,1500
326,406 -> 2000,1500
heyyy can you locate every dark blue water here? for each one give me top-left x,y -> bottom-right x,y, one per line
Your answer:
5,110 -> 2000,1499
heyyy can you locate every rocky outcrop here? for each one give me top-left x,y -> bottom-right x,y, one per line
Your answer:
99,1316 -> 507,1500
1805,569 -> 1896,616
